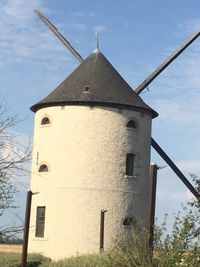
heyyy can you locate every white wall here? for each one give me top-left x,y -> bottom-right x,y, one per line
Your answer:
28,105 -> 152,260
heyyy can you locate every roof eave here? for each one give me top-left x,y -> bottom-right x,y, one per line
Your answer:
30,101 -> 158,118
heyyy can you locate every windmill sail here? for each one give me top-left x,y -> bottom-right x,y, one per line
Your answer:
135,29 -> 200,95
134,29 -> 200,201
34,9 -> 84,63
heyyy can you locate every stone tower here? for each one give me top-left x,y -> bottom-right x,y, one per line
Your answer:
28,50 -> 158,260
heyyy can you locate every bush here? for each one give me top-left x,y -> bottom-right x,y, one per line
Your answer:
105,225 -> 153,267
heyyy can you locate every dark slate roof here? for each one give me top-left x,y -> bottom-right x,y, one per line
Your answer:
31,50 -> 158,118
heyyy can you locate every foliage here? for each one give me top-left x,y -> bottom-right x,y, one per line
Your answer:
0,103 -> 29,215
0,101 -> 30,240
154,213 -> 200,267
0,253 -> 50,267
0,231 -> 23,244
154,173 -> 200,267
106,225 -> 153,267
188,174 -> 200,211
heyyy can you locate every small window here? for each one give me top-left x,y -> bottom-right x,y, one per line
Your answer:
41,117 -> 50,125
122,217 -> 134,227
35,206 -> 46,237
126,153 -> 135,176
126,120 -> 136,129
39,164 -> 48,172
84,85 -> 90,92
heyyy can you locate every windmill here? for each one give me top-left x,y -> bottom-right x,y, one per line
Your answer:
21,9 -> 200,265
34,9 -> 200,200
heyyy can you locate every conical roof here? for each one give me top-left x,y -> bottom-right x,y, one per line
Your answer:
31,50 -> 158,118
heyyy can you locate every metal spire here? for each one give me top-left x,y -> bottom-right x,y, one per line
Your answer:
96,31 -> 100,50
93,31 -> 100,53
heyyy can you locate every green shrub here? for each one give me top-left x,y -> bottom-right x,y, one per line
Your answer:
105,225 -> 153,267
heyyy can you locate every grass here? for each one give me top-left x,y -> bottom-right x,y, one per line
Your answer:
0,252 -> 108,267
0,249 -> 199,267
0,216 -> 199,267
0,252 -> 50,267
41,254 -> 108,267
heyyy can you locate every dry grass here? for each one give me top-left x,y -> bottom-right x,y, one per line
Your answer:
0,244 -> 22,253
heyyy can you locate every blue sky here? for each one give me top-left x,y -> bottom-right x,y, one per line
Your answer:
1,0 -> 200,229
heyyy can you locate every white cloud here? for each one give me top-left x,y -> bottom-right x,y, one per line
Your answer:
1,0 -> 42,23
153,98 -> 200,126
0,0 -> 73,66
177,160 -> 200,173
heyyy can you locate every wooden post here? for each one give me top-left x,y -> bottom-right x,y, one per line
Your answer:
148,164 -> 158,253
100,209 -> 107,252
21,190 -> 33,267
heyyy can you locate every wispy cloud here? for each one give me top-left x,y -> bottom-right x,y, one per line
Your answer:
0,1 -> 106,69
0,0 -> 74,67
178,18 -> 200,36
153,98 -> 200,126
177,159 -> 200,173
1,0 -> 42,23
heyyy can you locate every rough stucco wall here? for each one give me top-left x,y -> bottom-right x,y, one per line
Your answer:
28,105 -> 152,260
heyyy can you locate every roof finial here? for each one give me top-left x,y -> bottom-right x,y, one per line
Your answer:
96,31 -> 99,50
93,31 -> 100,53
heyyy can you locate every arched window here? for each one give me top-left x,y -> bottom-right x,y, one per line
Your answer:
39,164 -> 48,172
126,153 -> 135,176
41,117 -> 50,125
126,120 -> 136,129
122,217 -> 134,227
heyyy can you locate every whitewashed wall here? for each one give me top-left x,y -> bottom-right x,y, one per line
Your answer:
28,105 -> 152,260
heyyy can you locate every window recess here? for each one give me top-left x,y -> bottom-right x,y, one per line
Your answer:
41,117 -> 50,125
39,164 -> 48,172
126,153 -> 135,176
35,206 -> 46,238
126,120 -> 136,129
